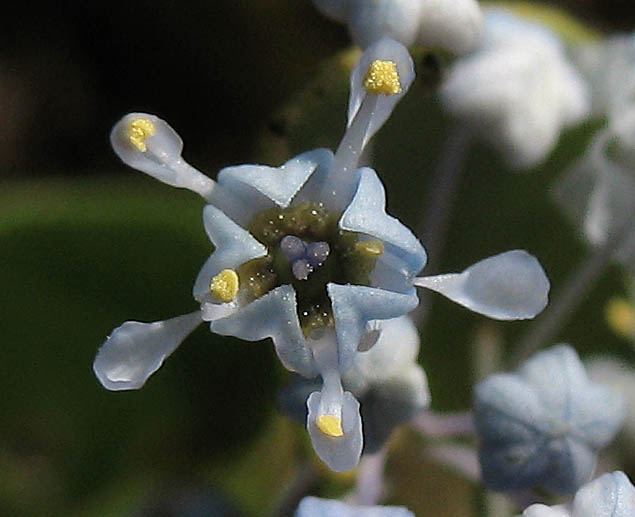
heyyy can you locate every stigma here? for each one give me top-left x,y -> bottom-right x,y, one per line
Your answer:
210,269 -> 240,303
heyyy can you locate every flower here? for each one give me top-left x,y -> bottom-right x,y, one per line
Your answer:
94,37 -> 550,472
517,471 -> 635,517
474,345 -> 625,495
552,109 -> 635,272
311,0 -> 483,54
296,496 -> 414,517
440,7 -> 590,169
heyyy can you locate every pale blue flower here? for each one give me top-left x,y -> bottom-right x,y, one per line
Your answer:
312,0 -> 483,53
474,345 -> 625,495
296,496 -> 414,517
517,471 -> 635,517
94,37 -> 551,471
441,7 -> 590,169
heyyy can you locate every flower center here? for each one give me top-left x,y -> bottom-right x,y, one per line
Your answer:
236,202 -> 383,337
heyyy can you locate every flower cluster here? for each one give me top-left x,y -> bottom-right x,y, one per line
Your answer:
93,37 -> 550,472
474,345 -> 625,495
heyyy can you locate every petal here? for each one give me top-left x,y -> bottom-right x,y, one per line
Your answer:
210,149 -> 332,226
93,311 -> 202,391
347,37 -> 415,150
327,283 -> 419,371
348,0 -> 424,48
306,390 -> 363,472
193,205 -> 268,301
479,438 -> 553,491
572,471 -> 635,517
541,437 -> 596,495
417,0 -> 483,54
568,381 -> 625,449
518,345 -> 588,417
110,113 -> 215,199
296,496 -> 415,517
210,285 -> 317,378
414,250 -> 549,320
474,373 -> 550,441
339,167 -> 427,275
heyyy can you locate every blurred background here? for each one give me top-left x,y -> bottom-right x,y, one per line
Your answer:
1,1 -> 634,515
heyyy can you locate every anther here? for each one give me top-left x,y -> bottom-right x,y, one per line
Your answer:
209,269 -> 240,303
363,60 -> 402,95
128,118 -> 156,152
316,415 -> 344,437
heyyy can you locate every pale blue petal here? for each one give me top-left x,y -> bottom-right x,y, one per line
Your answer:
572,471 -> 635,517
296,496 -> 415,517
568,383 -> 625,449
306,391 -> 363,472
479,439 -> 554,491
414,250 -> 549,320
93,311 -> 202,391
193,205 -> 268,301
210,285 -> 317,378
327,283 -> 419,371
339,167 -> 427,275
348,0 -> 423,48
518,345 -> 589,416
207,149 -> 332,227
541,437 -> 596,495
474,374 -> 550,440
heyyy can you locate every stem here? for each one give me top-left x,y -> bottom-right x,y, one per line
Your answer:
412,410 -> 475,437
353,449 -> 387,506
411,125 -> 473,326
510,224 -> 630,367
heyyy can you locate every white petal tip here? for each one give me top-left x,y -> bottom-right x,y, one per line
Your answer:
415,250 -> 550,320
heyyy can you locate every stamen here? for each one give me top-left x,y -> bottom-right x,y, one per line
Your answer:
316,415 -> 344,437
209,269 -> 240,302
363,60 -> 402,95
128,118 -> 156,152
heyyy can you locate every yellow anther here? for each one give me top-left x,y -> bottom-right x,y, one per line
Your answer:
363,60 -> 402,95
316,415 -> 344,437
355,239 -> 384,257
606,298 -> 635,339
128,118 -> 156,152
210,269 -> 240,303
